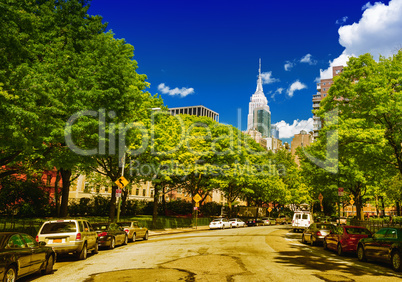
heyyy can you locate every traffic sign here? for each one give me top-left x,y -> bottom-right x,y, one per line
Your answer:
116,188 -> 122,198
193,207 -> 198,211
350,194 -> 354,199
193,193 -> 202,203
338,187 -> 344,192
115,176 -> 129,189
268,207 -> 272,212
195,202 -> 200,207
350,199 -> 355,205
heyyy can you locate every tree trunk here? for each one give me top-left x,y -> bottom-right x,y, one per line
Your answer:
152,185 -> 160,229
109,185 -> 117,222
162,185 -> 166,215
121,188 -> 128,216
397,201 -> 401,216
54,171 -> 61,217
59,168 -> 72,218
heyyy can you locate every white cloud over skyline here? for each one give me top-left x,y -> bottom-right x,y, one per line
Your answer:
284,61 -> 294,71
335,16 -> 348,25
321,0 -> 402,79
287,80 -> 307,97
274,118 -> 314,139
261,71 -> 280,84
157,83 -> 194,98
300,54 -> 317,65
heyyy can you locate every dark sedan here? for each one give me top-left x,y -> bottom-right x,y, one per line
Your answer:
0,232 -> 55,281
357,227 -> 402,271
324,225 -> 371,255
246,218 -> 264,227
92,223 -> 128,249
357,227 -> 402,272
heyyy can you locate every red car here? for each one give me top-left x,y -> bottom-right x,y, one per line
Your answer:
324,225 -> 371,255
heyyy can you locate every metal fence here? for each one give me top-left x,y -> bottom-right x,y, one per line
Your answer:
350,219 -> 402,233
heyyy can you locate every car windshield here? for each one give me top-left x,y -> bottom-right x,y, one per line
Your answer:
317,224 -> 333,230
117,222 -> 131,228
346,228 -> 371,235
40,222 -> 76,234
229,219 -> 237,221
92,224 -> 109,231
213,219 -> 222,222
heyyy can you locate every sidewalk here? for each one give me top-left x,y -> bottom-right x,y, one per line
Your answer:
149,225 -> 210,236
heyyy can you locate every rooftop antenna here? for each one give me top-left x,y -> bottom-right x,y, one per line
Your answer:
259,58 -> 261,75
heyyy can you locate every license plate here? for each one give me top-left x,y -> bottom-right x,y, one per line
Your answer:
53,239 -> 62,243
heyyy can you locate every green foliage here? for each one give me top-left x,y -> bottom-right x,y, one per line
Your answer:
200,202 -> 223,217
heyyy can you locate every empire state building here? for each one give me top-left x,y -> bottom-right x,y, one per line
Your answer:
247,60 -> 271,138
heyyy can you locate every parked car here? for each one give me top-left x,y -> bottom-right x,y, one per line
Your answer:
92,223 -> 128,249
302,223 -> 335,246
229,218 -> 246,228
117,221 -> 149,242
209,218 -> 232,229
292,212 -> 313,232
357,227 -> 402,272
36,219 -> 98,260
276,215 -> 291,225
261,217 -> 276,226
324,225 -> 371,255
246,218 -> 264,227
0,232 -> 56,281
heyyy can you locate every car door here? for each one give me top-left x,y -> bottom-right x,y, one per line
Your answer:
304,225 -> 313,242
133,222 -> 143,238
6,234 -> 32,276
378,228 -> 398,261
365,228 -> 388,259
83,221 -> 95,249
20,233 -> 47,273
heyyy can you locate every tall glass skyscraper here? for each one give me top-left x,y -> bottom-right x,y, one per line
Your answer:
247,59 -> 272,138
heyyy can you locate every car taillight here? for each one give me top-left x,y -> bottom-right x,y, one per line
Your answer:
124,229 -> 129,234
308,221 -> 310,225
76,233 -> 81,240
98,232 -> 108,237
35,235 -> 39,242
316,231 -> 322,236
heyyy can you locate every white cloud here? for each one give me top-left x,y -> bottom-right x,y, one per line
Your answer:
157,83 -> 194,98
336,16 -> 348,25
260,71 -> 280,84
362,2 -> 373,10
270,87 -> 284,100
284,61 -> 294,71
287,80 -> 307,97
300,54 -> 317,65
321,0 -> 402,79
274,118 -> 314,139
320,52 -> 351,79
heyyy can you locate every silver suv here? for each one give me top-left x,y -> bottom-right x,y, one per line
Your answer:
36,219 -> 98,260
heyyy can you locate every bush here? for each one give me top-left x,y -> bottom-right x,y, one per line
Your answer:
200,202 -> 222,217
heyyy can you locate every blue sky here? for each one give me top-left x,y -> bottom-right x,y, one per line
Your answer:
88,0 -> 400,142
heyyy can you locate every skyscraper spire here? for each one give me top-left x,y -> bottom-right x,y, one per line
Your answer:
256,58 -> 263,93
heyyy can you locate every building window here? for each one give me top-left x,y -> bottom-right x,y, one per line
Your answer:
136,188 -> 139,195
150,189 -> 154,197
143,189 -> 146,196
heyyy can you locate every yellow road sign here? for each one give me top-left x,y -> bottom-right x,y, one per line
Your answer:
193,193 -> 202,203
115,176 -> 129,189
268,207 -> 272,212
350,199 -> 355,205
195,202 -> 200,207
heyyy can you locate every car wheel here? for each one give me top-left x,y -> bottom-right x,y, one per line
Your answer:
391,250 -> 402,272
357,244 -> 367,262
92,241 -> 99,254
132,233 -> 136,242
78,243 -> 87,260
4,265 -> 16,282
109,237 -> 115,249
42,254 -> 54,275
143,231 -> 149,240
323,239 -> 328,250
337,244 -> 344,256
123,235 -> 128,245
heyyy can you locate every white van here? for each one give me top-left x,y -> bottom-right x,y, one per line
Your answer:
292,212 -> 313,232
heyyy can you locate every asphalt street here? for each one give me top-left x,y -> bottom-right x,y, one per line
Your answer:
26,225 -> 402,282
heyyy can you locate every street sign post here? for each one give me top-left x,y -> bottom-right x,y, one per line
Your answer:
116,189 -> 122,198
193,194 -> 202,229
338,187 -> 344,196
